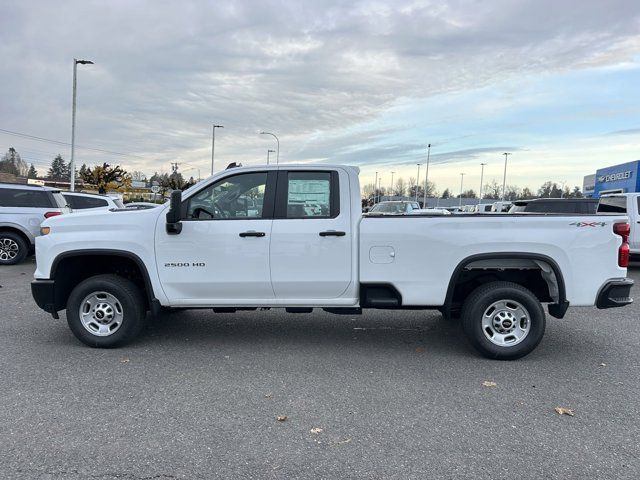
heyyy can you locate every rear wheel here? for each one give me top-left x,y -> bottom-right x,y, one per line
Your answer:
66,274 -> 146,347
0,231 -> 28,265
461,281 -> 545,360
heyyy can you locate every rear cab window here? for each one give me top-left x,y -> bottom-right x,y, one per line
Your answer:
597,196 -> 627,213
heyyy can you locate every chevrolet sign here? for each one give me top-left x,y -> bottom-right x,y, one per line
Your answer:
597,171 -> 632,183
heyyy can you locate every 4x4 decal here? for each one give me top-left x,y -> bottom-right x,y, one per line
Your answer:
569,221 -> 606,227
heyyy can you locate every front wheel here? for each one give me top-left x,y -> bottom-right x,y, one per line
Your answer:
461,281 -> 546,360
66,274 -> 146,347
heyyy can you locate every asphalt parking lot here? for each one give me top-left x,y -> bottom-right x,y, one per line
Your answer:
1,260 -> 639,479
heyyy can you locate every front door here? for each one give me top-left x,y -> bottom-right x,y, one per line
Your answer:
269,169 -> 354,301
155,171 -> 275,305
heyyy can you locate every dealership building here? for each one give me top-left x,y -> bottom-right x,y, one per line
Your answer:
583,160 -> 640,198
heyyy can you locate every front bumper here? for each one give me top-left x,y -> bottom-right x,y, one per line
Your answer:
31,279 -> 58,316
596,279 -> 634,309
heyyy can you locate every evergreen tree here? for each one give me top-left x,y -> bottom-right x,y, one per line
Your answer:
441,188 -> 451,199
47,155 -> 69,181
0,147 -> 28,176
80,163 -> 131,194
27,164 -> 38,179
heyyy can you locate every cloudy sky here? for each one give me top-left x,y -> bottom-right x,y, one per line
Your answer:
2,0 -> 640,193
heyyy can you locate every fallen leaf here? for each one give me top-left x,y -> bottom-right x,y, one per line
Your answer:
482,381 -> 497,387
334,438 -> 352,445
599,363 -> 607,367
310,427 -> 323,434
120,358 -> 130,363
276,415 -> 287,422
554,407 -> 575,416
415,347 -> 425,353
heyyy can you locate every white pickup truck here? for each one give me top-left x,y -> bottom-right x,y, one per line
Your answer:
32,164 -> 633,359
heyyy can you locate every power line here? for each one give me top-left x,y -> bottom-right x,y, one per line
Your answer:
0,128 -> 145,159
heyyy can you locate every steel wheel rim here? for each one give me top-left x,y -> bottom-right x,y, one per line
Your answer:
481,299 -> 531,347
0,238 -> 19,261
79,291 -> 124,337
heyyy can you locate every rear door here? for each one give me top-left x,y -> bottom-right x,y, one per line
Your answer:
269,169 -> 353,300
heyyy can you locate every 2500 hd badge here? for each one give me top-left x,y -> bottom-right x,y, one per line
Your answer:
164,262 -> 206,267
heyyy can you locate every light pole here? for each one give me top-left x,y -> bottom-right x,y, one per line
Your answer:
423,143 -> 431,207
479,163 -> 487,203
390,171 -> 395,198
211,124 -> 224,175
260,131 -> 279,164
267,149 -> 275,165
415,163 -> 421,202
501,152 -> 511,201
459,173 -> 466,207
374,171 -> 378,204
70,58 -> 93,191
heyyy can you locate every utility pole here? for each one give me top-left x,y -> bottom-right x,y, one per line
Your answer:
459,173 -> 466,207
415,164 -> 421,202
423,143 -> 431,207
70,58 -> 93,191
211,124 -> 224,175
479,163 -> 487,203
501,152 -> 511,201
379,177 -> 383,201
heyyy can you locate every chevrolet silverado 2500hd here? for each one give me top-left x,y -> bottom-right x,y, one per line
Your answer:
31,164 -> 634,359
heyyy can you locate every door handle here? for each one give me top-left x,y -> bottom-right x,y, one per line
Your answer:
319,230 -> 346,237
239,231 -> 266,237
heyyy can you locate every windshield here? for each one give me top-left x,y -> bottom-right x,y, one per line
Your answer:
370,203 -> 406,213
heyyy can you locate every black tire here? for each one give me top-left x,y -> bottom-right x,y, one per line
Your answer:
0,231 -> 28,265
461,281 -> 546,360
66,274 -> 146,348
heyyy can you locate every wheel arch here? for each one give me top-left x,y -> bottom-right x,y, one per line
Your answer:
50,249 -> 156,312
0,224 -> 33,247
444,252 -> 568,319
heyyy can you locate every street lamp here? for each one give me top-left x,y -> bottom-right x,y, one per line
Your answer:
390,171 -> 395,198
479,163 -> 487,203
501,152 -> 512,201
267,149 -> 275,165
260,131 -> 279,164
423,143 -> 431,207
211,124 -> 224,175
459,173 -> 466,207
70,58 -> 93,191
374,171 -> 378,204
415,163 -> 422,202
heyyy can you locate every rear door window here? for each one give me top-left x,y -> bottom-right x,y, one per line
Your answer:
0,188 -> 54,208
285,172 -> 333,218
598,196 -> 627,213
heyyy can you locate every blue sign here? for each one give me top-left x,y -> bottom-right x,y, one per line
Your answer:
594,160 -> 640,197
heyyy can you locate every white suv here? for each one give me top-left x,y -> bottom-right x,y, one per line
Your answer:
0,183 -> 70,265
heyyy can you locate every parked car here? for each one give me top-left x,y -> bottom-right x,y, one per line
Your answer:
32,164 -> 633,360
491,201 -> 513,212
509,198 -> 598,214
0,183 -> 70,265
598,193 -> 640,257
410,208 -> 452,215
368,201 -> 421,214
473,203 -> 494,213
63,191 -> 124,211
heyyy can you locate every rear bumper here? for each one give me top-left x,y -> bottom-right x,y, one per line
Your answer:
31,279 -> 58,314
596,279 -> 634,309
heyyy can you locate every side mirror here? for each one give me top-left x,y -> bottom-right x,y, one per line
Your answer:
166,190 -> 183,234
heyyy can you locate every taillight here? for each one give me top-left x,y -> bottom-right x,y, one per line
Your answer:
614,222 -> 630,267
44,211 -> 62,219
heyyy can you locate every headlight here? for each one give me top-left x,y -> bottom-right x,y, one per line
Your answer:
40,226 -> 50,235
